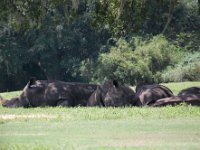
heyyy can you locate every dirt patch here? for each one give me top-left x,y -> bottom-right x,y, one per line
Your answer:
0,114 -> 57,120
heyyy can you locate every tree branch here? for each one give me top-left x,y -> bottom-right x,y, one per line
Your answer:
162,0 -> 176,34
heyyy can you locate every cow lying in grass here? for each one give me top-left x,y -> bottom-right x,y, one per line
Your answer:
87,80 -> 135,107
1,78 -> 200,108
152,86 -> 200,106
87,81 -> 196,107
87,81 -> 199,107
151,94 -> 200,106
2,78 -> 97,108
134,84 -> 174,106
178,86 -> 200,96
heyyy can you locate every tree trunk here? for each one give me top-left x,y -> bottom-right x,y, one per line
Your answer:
162,0 -> 177,34
198,0 -> 200,15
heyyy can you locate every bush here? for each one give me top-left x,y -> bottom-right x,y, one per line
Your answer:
134,35 -> 180,73
162,52 -> 200,82
89,35 -> 181,85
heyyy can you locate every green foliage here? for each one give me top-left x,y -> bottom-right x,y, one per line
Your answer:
134,35 -> 180,72
0,1 -> 102,89
162,52 -> 200,82
93,35 -> 180,84
96,38 -> 139,84
0,0 -> 200,91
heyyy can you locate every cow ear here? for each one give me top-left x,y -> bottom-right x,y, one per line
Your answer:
28,77 -> 36,87
113,80 -> 119,87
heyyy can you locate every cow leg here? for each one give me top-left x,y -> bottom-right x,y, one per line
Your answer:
57,99 -> 73,107
151,95 -> 200,107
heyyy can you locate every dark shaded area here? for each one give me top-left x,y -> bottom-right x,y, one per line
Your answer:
135,84 -> 174,106
2,78 -> 97,108
87,80 -> 135,107
1,80 -> 200,108
0,1 -> 199,92
151,94 -> 200,107
178,86 -> 200,96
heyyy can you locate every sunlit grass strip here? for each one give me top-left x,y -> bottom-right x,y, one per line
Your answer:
0,105 -> 200,122
0,114 -> 57,120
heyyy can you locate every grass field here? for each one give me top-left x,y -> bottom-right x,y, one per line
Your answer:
0,82 -> 200,150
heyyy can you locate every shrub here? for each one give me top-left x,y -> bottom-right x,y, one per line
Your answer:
162,52 -> 200,82
91,35 -> 181,85
134,35 -> 180,73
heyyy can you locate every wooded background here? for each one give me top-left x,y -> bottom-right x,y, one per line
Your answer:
0,0 -> 200,92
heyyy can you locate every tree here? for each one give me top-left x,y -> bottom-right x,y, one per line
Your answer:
162,0 -> 178,34
0,0 -> 199,91
198,0 -> 200,15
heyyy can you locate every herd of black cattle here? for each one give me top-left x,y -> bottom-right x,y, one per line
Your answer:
0,78 -> 200,108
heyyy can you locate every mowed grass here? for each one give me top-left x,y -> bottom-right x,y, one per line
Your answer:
162,81 -> 200,95
0,91 -> 21,100
1,106 -> 200,150
0,82 -> 200,150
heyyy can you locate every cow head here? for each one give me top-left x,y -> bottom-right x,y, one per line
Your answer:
103,80 -> 135,106
19,77 -> 47,107
88,80 -> 135,107
2,97 -> 24,108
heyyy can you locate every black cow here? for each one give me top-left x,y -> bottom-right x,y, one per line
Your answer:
178,86 -> 200,96
2,78 -> 97,108
135,84 -> 174,106
151,94 -> 200,107
87,80 -> 135,107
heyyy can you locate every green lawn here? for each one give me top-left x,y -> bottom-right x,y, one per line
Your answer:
162,81 -> 200,95
0,91 -> 21,100
0,82 -> 200,150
